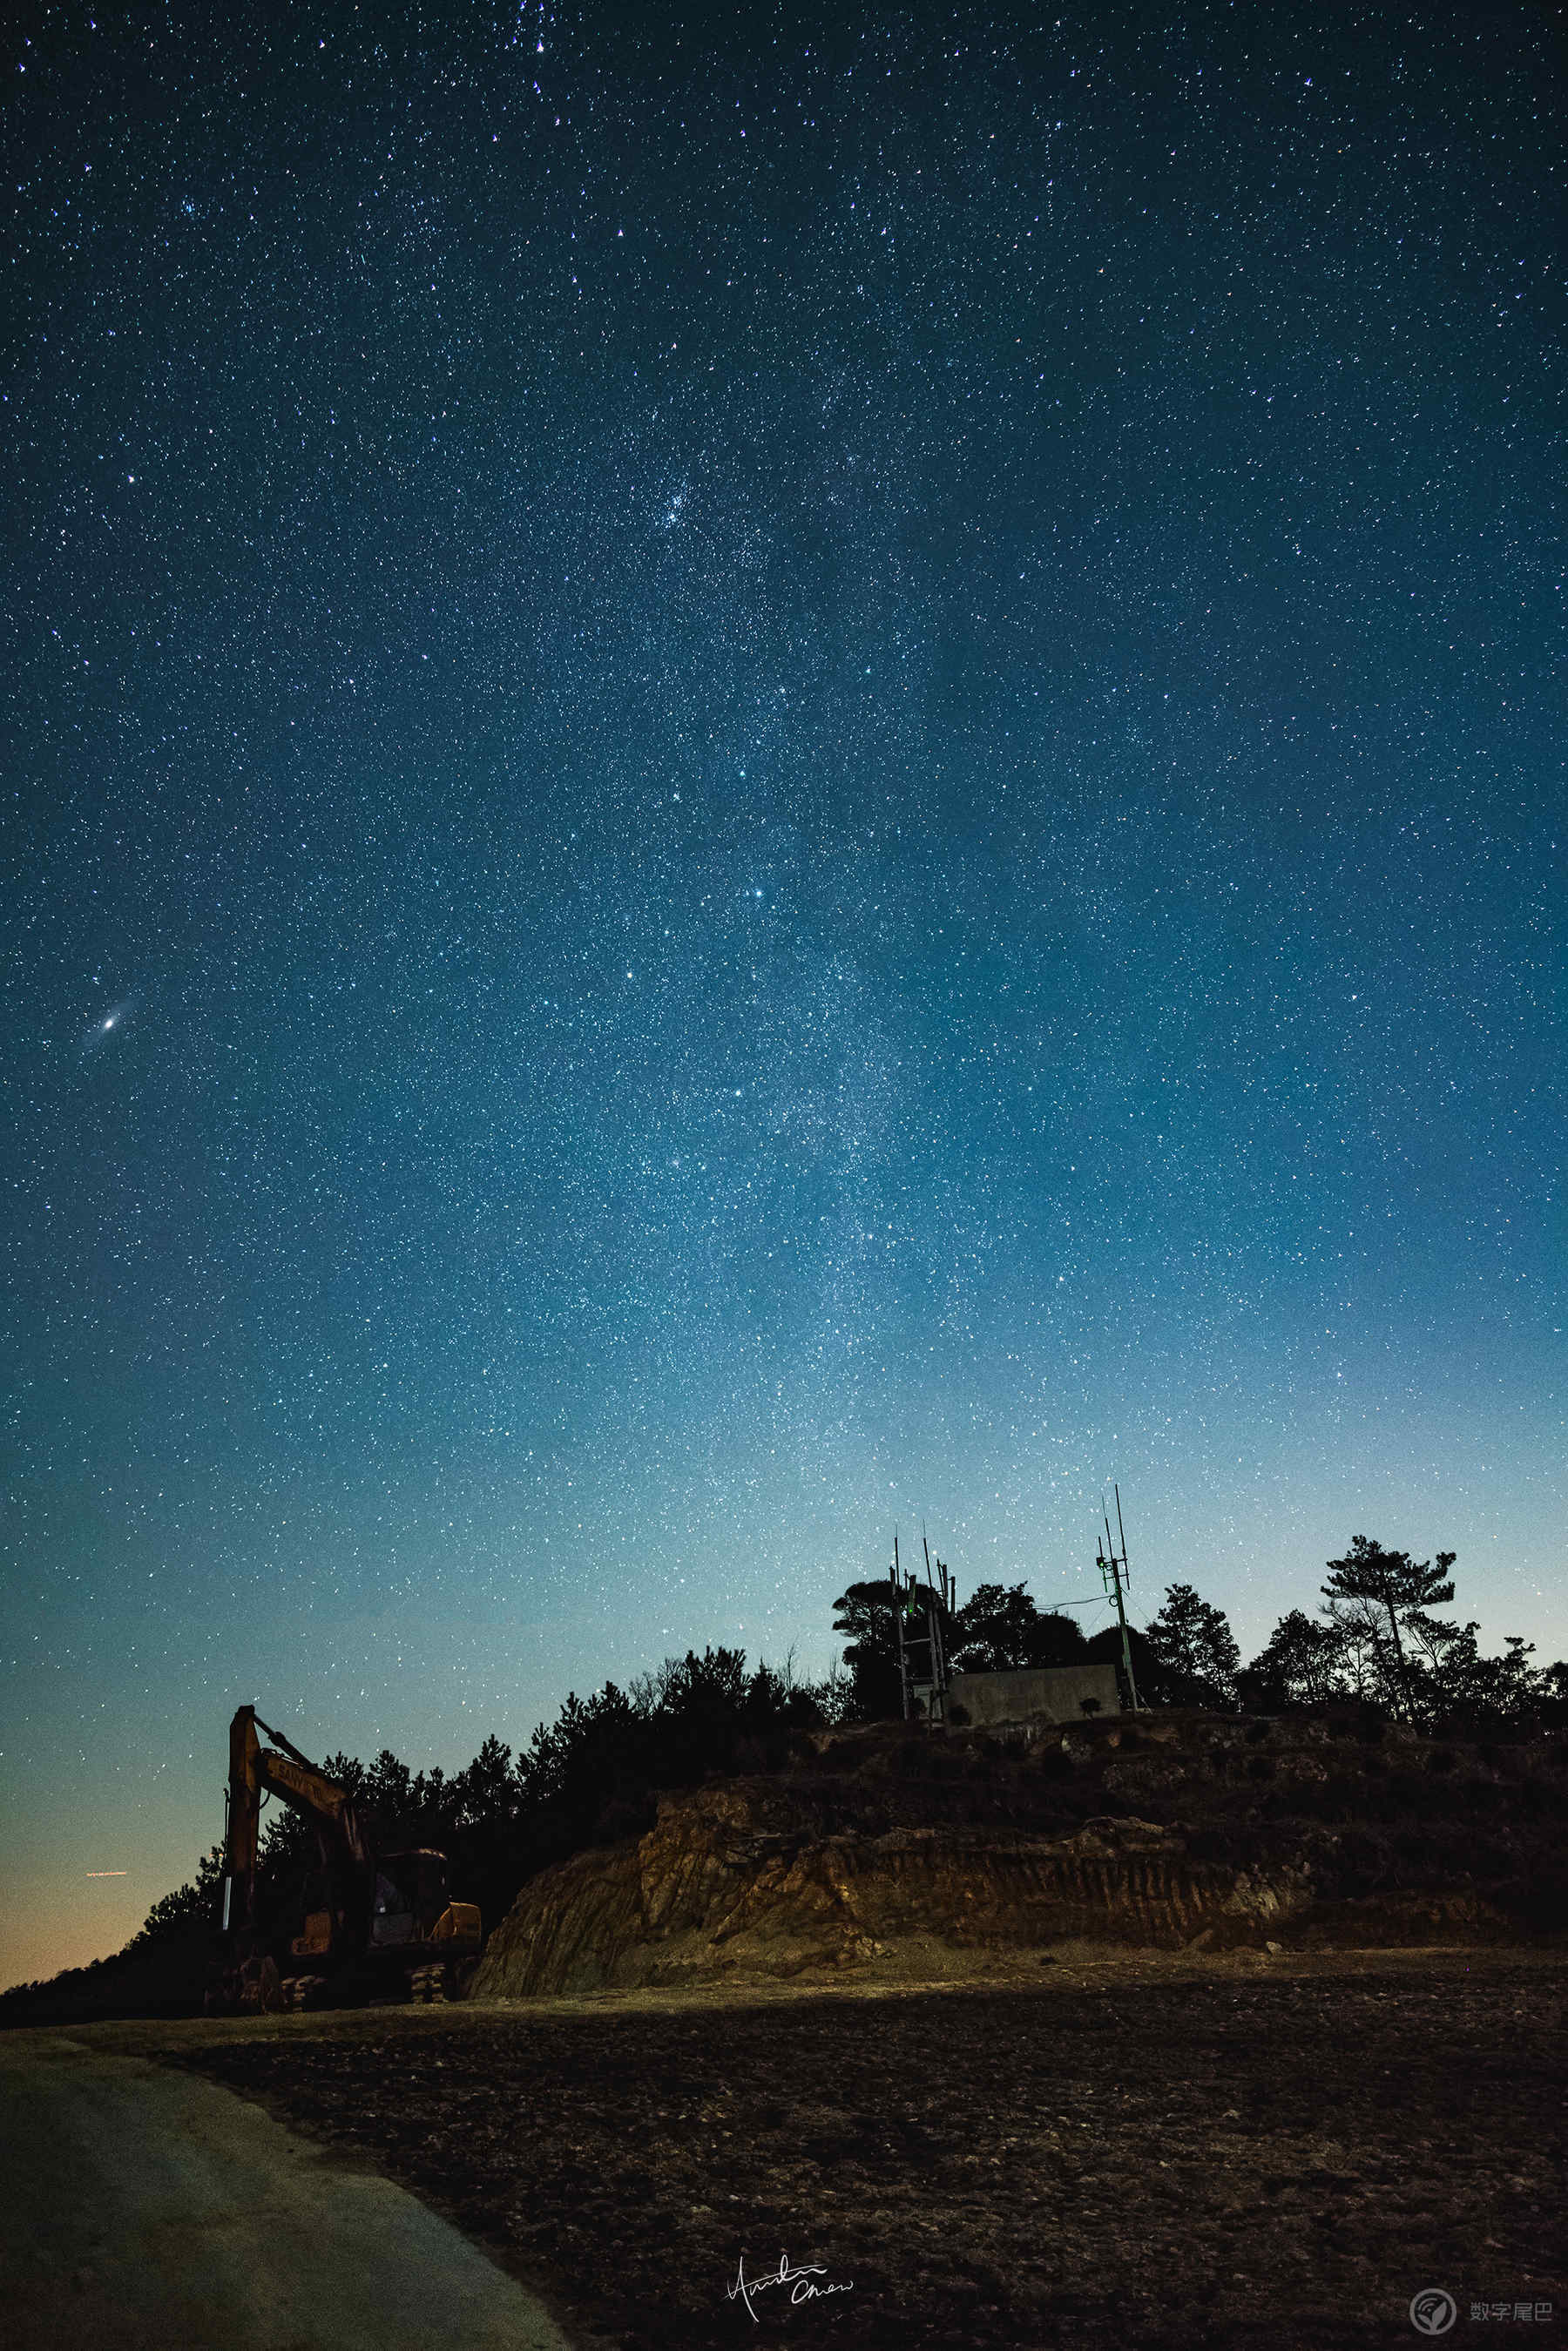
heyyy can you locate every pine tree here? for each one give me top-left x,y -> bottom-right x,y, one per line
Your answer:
1245,1608 -> 1343,1710
831,1579 -> 933,1719
1321,1537 -> 1456,1720
1143,1583 -> 1241,1708
949,1581 -> 1085,1672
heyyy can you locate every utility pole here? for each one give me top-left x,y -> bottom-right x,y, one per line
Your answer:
1098,1488 -> 1141,1711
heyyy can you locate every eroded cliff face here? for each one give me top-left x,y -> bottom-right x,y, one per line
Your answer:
471,1708 -> 1567,1999
472,1782 -> 1312,1998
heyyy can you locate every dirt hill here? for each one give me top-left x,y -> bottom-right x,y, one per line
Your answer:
474,1708 -> 1567,1996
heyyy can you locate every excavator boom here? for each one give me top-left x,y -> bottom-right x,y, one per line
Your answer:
223,1704 -> 373,1950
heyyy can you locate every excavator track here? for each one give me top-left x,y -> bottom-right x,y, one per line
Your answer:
280,1973 -> 330,2010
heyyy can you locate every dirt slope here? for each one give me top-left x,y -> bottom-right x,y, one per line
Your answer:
475,1711 -> 1565,1998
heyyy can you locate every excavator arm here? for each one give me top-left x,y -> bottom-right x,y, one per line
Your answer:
224,1705 -> 374,1956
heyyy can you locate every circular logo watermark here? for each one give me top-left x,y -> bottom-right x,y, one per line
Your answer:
1409,2288 -> 1457,2337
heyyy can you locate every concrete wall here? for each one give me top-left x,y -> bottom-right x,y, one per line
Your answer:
946,1661 -> 1122,1728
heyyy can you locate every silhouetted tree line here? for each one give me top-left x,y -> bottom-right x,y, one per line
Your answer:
9,1533 -> 1565,2017
1239,1537 -> 1568,1730
831,1538 -> 1567,1734
238,1645 -> 841,1956
0,1645 -> 845,2014
1146,1539 -> 1568,1732
246,1540 -> 1567,1942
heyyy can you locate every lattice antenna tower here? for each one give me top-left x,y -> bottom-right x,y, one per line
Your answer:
889,1528 -> 952,1725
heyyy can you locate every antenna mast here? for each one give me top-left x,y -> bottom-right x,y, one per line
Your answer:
1098,1489 -> 1141,1711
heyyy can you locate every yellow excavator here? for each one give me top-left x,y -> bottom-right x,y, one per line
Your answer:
214,1704 -> 483,2011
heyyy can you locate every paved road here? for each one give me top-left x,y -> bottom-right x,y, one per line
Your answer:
0,2030 -> 578,2351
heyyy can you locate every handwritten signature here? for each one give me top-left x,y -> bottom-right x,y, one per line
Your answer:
727,2251 -> 855,2322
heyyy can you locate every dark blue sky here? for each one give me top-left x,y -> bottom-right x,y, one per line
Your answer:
3,0 -> 1563,1986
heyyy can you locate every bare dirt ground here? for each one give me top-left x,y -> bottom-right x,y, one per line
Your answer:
81,1943 -> 1565,2351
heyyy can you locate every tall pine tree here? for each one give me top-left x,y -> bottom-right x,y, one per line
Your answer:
1321,1537 -> 1456,1720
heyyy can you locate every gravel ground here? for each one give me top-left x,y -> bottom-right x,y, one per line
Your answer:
129,1949 -> 1565,2351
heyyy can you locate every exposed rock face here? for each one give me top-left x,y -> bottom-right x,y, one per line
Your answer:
472,1783 -> 1313,1998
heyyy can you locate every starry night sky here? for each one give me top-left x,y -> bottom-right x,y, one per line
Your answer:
3,1 -> 1563,1988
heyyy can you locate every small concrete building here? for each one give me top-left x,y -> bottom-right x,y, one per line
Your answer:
946,1660 -> 1121,1729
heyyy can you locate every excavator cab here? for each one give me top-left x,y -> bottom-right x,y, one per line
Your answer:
369,1875 -> 415,1946
368,1850 -> 481,1967
371,1849 -> 449,1946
